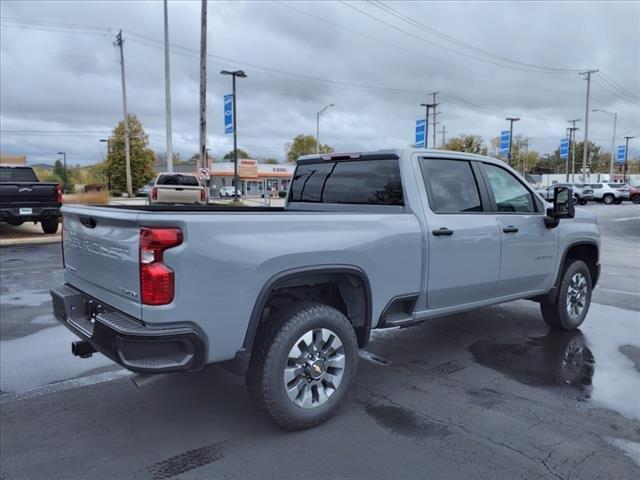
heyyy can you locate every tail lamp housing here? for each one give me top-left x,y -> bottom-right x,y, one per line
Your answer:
56,184 -> 63,203
200,188 -> 206,203
151,187 -> 158,201
140,227 -> 183,305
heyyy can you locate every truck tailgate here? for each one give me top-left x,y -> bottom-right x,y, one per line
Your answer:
155,185 -> 202,204
62,205 -> 142,318
0,182 -> 59,204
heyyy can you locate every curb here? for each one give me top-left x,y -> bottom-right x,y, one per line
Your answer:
0,236 -> 61,247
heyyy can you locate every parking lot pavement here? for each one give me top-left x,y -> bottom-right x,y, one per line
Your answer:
1,203 -> 638,479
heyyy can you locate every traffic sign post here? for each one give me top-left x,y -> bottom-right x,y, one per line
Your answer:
500,130 -> 510,155
415,119 -> 426,148
224,94 -> 234,134
560,138 -> 569,159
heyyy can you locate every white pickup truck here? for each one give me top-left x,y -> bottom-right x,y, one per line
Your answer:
149,173 -> 206,205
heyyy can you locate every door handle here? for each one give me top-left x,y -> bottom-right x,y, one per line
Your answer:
432,228 -> 454,236
502,226 -> 519,233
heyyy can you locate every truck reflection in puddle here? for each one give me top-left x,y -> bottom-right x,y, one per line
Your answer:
470,330 -> 595,402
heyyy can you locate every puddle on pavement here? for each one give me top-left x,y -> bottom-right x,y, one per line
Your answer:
469,303 -> 640,420
366,404 -> 451,441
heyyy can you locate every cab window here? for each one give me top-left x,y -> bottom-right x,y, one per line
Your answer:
482,163 -> 536,213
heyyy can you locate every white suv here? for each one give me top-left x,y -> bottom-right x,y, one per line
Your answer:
587,183 -> 627,204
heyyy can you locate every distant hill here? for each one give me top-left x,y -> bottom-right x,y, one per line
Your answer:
30,163 -> 54,170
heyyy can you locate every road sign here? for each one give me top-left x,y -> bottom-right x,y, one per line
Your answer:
559,138 -> 569,160
224,94 -> 234,134
500,130 -> 510,154
415,119 -> 426,148
199,167 -> 210,180
616,145 -> 626,164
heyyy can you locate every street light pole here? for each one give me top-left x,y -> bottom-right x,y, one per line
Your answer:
99,139 -> 111,190
567,119 -> 580,182
505,117 -> 520,166
163,0 -> 174,173
623,136 -> 634,183
57,151 -> 67,192
316,104 -> 334,154
579,69 -> 598,182
592,109 -> 617,178
221,70 -> 247,200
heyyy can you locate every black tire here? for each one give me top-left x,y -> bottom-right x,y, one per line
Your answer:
579,199 -> 588,205
613,198 -> 622,205
632,196 -> 640,205
246,302 -> 358,430
41,218 -> 59,234
541,259 -> 592,331
603,194 -> 614,205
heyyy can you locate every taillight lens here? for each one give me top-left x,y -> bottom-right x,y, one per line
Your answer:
200,189 -> 206,203
56,184 -> 63,203
139,227 -> 182,305
151,187 -> 157,201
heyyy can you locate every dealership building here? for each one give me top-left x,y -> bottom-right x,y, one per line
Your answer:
208,160 -> 295,196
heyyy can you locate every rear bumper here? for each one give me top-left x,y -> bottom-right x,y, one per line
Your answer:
51,284 -> 206,373
0,205 -> 61,221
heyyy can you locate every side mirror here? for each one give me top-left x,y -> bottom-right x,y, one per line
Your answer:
545,186 -> 575,227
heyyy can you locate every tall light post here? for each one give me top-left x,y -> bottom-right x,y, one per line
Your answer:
592,109 -> 617,178
505,117 -> 520,166
316,104 -> 334,154
99,139 -> 111,190
57,151 -> 67,192
623,136 -> 634,183
220,70 -> 247,200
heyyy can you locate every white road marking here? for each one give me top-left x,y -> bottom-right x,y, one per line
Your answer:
597,287 -> 640,297
0,369 -> 130,405
612,216 -> 640,222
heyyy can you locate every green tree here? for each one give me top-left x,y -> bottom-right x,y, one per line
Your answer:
443,134 -> 487,155
264,158 -> 279,164
286,134 -> 333,163
53,159 -> 65,179
549,141 -> 602,174
223,148 -> 251,160
104,115 -> 156,193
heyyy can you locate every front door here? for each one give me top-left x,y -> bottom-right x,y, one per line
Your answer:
480,162 -> 559,296
418,158 -> 502,309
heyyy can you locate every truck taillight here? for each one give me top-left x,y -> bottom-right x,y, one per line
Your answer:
139,227 -> 183,305
56,184 -> 63,203
200,188 -> 206,203
151,187 -> 158,201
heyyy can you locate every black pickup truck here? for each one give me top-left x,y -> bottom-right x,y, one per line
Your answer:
0,165 -> 62,234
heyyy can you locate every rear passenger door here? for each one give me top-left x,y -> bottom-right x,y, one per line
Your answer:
479,163 -> 558,296
418,158 -> 501,309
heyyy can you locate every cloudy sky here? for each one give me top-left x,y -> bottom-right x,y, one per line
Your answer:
1,0 -> 639,165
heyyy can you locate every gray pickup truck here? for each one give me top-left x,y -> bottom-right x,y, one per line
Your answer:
51,149 -> 600,429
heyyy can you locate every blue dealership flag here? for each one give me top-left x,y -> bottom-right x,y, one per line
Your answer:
560,138 -> 569,160
616,145 -> 626,164
415,119 -> 426,148
500,130 -> 510,154
224,94 -> 234,134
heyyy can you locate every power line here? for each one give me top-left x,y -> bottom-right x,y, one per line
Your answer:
599,72 -> 640,102
368,1 -> 581,73
592,79 -> 640,105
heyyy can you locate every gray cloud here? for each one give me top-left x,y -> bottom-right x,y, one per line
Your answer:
0,0 -> 638,165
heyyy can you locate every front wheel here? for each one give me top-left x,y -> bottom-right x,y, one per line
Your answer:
603,194 -> 614,205
41,218 -> 59,234
246,302 -> 358,430
541,259 -> 592,331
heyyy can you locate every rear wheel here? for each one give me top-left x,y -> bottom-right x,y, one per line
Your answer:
41,218 -> 59,234
632,195 -> 640,204
246,302 -> 358,430
603,194 -> 614,205
541,259 -> 592,331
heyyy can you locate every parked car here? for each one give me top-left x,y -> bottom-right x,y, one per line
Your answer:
136,182 -> 153,197
149,173 -> 206,205
588,182 -> 627,204
52,149 -> 599,430
629,185 -> 640,204
219,186 -> 242,197
537,183 -> 593,205
607,183 -> 630,203
0,165 -> 62,233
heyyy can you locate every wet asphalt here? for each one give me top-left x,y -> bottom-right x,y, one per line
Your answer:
0,203 -> 639,479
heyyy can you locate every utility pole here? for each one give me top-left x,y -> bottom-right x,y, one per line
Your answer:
420,103 -> 430,148
505,117 -> 520,167
114,30 -> 132,198
567,119 -> 580,182
316,104 -> 334,154
163,0 -> 174,173
429,91 -> 439,150
438,125 -> 446,148
99,139 -> 111,190
579,70 -> 598,182
221,70 -> 247,200
592,109 -> 617,178
623,136 -> 634,183
565,129 -> 571,182
198,0 -> 207,172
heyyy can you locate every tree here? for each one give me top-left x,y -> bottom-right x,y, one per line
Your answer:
53,159 -> 65,179
103,115 -> 156,192
443,134 -> 487,155
264,158 -> 279,164
550,141 -> 602,174
223,148 -> 251,160
286,134 -> 333,163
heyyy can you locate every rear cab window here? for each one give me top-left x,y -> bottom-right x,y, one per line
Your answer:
0,167 -> 39,182
418,159 -> 483,213
157,174 -> 200,186
288,156 -> 404,206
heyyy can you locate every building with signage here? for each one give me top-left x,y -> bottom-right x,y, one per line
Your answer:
0,153 -> 27,165
209,160 -> 295,196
